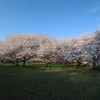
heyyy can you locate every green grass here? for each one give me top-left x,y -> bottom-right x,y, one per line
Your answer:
0,62 -> 75,69
0,65 -> 100,100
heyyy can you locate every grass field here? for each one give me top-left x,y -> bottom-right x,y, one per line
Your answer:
0,64 -> 100,100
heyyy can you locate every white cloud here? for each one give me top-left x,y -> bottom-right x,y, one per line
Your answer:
88,7 -> 100,13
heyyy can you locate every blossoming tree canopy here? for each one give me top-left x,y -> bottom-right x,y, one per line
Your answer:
0,30 -> 100,69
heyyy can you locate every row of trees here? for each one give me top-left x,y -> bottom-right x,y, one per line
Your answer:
0,30 -> 100,69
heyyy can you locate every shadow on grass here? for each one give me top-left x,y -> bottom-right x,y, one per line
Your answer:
0,65 -> 100,100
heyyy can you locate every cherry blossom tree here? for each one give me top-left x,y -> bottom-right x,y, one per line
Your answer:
64,34 -> 92,67
4,34 -> 40,66
82,30 -> 100,70
0,30 -> 100,70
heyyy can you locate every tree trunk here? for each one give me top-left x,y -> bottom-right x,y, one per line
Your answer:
92,56 -> 97,70
23,56 -> 26,67
16,59 -> 19,66
93,62 -> 96,70
45,63 -> 48,68
77,60 -> 81,67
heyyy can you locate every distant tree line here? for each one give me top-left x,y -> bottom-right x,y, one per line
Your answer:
0,30 -> 100,70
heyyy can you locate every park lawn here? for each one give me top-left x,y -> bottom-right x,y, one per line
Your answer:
0,65 -> 100,100
0,61 -> 74,68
